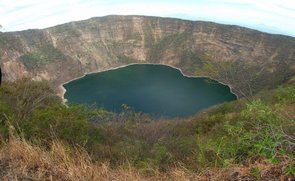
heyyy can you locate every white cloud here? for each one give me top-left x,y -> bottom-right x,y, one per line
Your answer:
0,0 -> 294,37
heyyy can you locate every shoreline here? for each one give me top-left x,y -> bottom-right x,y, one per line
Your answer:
59,63 -> 239,102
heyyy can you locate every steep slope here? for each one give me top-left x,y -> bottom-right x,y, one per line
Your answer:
0,15 -> 295,97
0,79 -> 294,180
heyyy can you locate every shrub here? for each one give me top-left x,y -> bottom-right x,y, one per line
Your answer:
221,100 -> 292,164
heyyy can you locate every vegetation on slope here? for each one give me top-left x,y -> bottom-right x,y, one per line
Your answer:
0,79 -> 294,180
1,15 -> 295,98
20,45 -> 66,69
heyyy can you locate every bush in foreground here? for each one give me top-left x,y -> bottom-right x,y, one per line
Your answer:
0,79 -> 294,180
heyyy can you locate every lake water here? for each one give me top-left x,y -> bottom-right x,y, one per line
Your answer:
64,64 -> 237,117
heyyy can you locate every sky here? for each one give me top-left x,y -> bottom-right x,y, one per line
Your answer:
0,0 -> 295,37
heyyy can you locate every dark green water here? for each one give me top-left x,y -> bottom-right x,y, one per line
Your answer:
64,64 -> 237,117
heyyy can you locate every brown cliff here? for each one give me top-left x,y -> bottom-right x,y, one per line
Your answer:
0,15 -> 294,97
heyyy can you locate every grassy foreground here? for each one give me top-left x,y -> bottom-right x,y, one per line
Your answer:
0,79 -> 294,180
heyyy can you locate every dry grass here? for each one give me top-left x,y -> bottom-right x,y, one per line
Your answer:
0,136 -> 144,181
0,136 -> 293,181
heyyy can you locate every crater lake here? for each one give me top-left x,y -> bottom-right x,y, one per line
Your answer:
63,64 -> 237,117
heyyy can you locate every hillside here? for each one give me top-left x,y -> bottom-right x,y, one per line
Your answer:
0,15 -> 294,180
0,79 -> 294,180
1,15 -> 295,97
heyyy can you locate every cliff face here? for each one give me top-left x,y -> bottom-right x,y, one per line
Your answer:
0,15 -> 295,96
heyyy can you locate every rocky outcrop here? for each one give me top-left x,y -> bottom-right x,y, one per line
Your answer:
0,15 -> 295,97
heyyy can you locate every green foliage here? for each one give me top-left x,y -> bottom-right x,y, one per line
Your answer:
149,33 -> 188,61
220,100 -> 293,164
274,86 -> 295,105
117,55 -> 136,64
26,103 -> 110,149
0,80 -> 107,149
0,99 -> 10,138
284,163 -> 295,176
0,78 -> 60,120
177,51 -> 207,73
195,84 -> 295,168
20,53 -> 49,69
250,167 -> 261,180
151,143 -> 172,167
28,105 -> 91,145
20,45 -> 66,69
196,58 -> 295,99
202,62 -> 220,77
0,80 -> 294,175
